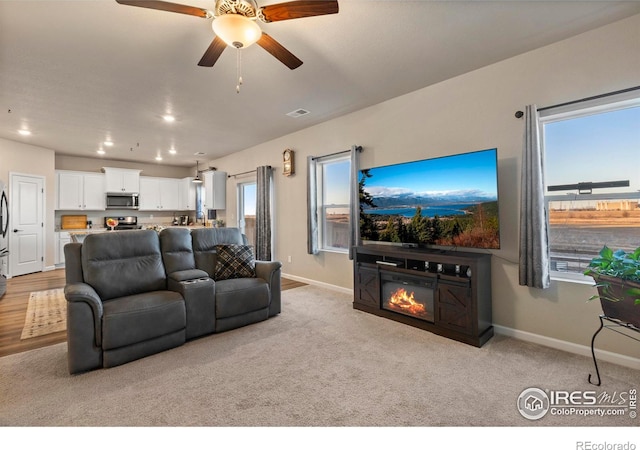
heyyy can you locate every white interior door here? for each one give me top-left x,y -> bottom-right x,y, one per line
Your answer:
9,173 -> 44,277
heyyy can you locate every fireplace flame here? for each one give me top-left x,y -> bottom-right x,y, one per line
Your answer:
388,287 -> 426,316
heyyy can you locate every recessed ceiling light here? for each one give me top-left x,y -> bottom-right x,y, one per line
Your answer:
169,149 -> 177,155
155,155 -> 163,161
162,115 -> 176,123
97,149 -> 106,155
104,140 -> 114,147
18,129 -> 31,136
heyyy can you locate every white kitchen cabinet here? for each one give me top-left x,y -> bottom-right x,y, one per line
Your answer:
139,177 -> 181,211
203,171 -> 227,210
180,177 -> 196,210
103,167 -> 141,193
82,173 -> 106,209
55,231 -> 71,266
57,171 -> 105,210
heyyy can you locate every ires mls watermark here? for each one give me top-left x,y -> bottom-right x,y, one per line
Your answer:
517,387 -> 637,421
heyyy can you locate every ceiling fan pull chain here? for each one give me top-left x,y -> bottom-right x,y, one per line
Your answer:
236,47 -> 243,94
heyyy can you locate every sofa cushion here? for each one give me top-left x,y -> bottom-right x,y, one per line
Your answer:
101,290 -> 186,350
214,244 -> 256,281
82,230 -> 166,301
215,278 -> 270,318
159,228 -> 197,274
191,228 -> 245,277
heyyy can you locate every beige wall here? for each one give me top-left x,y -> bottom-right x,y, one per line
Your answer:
207,15 -> 640,360
0,138 -> 57,269
55,154 -> 193,178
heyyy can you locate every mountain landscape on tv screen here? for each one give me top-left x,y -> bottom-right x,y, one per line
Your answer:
365,188 -> 496,209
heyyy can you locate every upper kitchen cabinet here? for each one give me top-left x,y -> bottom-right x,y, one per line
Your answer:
57,170 -> 105,210
180,177 -> 196,210
203,171 -> 227,210
139,177 -> 181,211
103,167 -> 141,193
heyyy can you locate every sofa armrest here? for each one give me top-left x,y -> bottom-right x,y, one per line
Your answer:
168,276 -> 216,339
64,283 -> 103,346
255,261 -> 282,317
255,260 -> 282,282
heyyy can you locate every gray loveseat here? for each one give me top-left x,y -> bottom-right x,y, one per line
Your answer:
63,227 -> 281,374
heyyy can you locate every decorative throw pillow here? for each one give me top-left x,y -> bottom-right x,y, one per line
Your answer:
214,244 -> 256,281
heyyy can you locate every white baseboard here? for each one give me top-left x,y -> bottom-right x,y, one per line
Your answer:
282,272 -> 352,295
493,324 -> 640,370
44,265 -> 57,272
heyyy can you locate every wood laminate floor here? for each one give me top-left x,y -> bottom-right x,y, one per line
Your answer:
0,269 -> 307,358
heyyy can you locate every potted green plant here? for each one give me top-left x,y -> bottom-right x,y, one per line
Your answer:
584,245 -> 640,328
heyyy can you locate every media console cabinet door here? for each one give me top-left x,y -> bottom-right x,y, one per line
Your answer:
435,281 -> 473,335
355,265 -> 379,308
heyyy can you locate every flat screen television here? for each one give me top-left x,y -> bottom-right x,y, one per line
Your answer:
359,148 -> 500,249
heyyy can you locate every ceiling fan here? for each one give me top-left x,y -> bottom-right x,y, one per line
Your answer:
115,0 -> 339,70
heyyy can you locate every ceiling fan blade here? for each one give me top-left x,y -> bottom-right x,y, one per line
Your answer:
259,0 -> 339,23
198,36 -> 227,67
257,33 -> 303,70
115,0 -> 209,18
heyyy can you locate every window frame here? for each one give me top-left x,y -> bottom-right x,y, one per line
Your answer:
539,92 -> 640,284
316,154 -> 351,253
237,180 -> 256,237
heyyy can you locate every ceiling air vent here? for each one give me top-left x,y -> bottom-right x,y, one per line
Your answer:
286,108 -> 310,118
194,152 -> 206,156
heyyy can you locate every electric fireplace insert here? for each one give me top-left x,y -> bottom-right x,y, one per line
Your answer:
381,272 -> 435,322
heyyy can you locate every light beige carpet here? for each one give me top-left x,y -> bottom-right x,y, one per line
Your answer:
20,288 -> 66,340
1,285 -> 638,428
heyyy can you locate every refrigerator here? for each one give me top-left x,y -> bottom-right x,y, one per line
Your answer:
0,179 -> 8,298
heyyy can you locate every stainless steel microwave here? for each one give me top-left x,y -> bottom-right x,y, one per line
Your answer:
106,193 -> 139,210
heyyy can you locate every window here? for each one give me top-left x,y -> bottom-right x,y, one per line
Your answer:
316,155 -> 351,252
540,92 -> 640,282
238,182 -> 256,245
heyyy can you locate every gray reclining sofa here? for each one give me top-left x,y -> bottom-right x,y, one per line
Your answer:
63,227 -> 281,374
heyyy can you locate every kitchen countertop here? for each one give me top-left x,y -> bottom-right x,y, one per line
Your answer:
58,225 -> 212,234
57,228 -> 107,233
59,225 -> 218,243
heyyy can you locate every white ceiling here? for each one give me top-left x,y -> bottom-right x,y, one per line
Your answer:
1,1 -> 639,167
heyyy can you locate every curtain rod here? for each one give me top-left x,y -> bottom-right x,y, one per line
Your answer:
514,85 -> 640,118
228,166 -> 272,178
311,146 -> 362,161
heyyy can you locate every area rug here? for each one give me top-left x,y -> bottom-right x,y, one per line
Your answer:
20,288 -> 66,340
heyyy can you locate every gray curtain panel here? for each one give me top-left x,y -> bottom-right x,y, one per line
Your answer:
307,156 -> 319,254
348,145 -> 362,260
519,104 -> 551,288
256,166 -> 272,261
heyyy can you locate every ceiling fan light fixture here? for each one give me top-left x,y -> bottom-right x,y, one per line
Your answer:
212,14 -> 261,49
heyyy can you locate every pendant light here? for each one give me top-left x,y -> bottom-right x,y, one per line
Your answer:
192,160 -> 203,184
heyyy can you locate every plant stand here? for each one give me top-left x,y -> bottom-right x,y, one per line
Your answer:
588,314 -> 640,386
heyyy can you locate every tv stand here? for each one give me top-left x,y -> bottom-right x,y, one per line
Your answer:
353,244 -> 493,347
